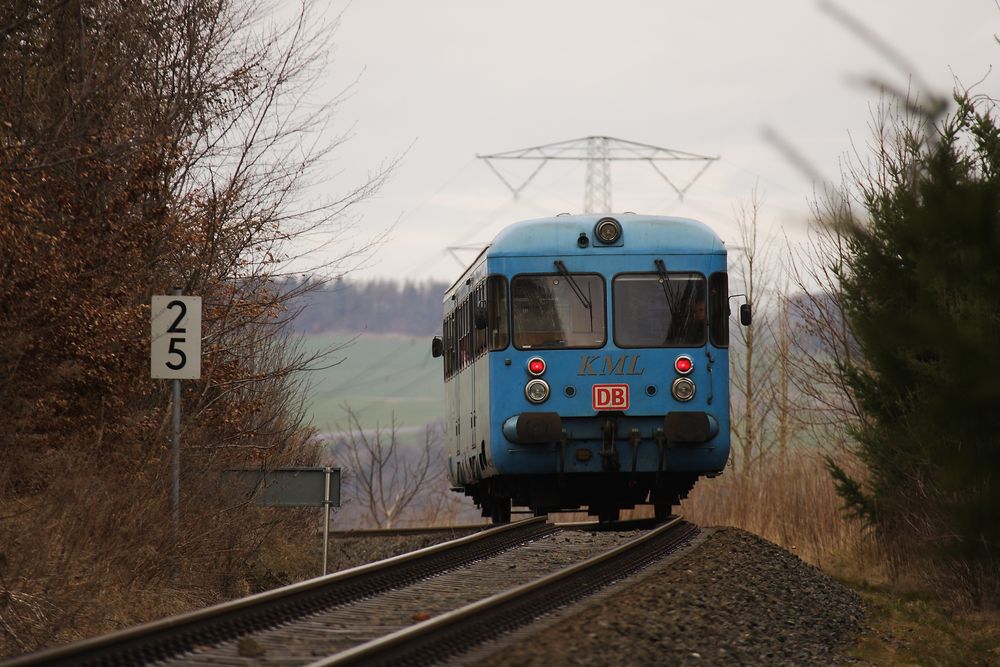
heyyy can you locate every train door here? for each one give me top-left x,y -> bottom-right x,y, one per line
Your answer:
462,290 -> 479,480
455,302 -> 465,465
443,310 -> 459,484
469,312 -> 477,472
457,297 -> 473,484
469,281 -> 489,478
479,275 -> 508,474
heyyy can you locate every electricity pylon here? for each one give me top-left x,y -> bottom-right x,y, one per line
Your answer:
477,135 -> 718,213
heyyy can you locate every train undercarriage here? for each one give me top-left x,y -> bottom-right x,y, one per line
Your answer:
463,471 -> 699,524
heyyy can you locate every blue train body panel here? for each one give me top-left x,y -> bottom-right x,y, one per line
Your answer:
488,214 -> 724,257
436,214 -> 734,521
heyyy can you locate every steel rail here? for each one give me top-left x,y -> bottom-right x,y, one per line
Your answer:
1,517 -> 552,667
326,523 -> 488,539
308,516 -> 699,667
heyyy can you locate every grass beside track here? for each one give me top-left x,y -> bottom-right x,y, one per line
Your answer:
681,448 -> 1000,665
836,574 -> 1000,666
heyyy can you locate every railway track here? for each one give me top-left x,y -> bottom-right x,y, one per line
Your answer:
1,518 -> 553,667
3,517 -> 699,667
326,524 -> 488,539
310,516 -> 699,667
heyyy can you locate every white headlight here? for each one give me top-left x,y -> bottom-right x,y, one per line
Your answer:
671,377 -> 696,402
525,379 -> 550,404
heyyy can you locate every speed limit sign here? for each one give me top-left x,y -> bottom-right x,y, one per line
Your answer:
151,295 -> 202,379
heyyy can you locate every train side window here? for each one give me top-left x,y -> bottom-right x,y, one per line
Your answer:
474,282 -> 487,358
442,313 -> 449,379
465,297 -> 473,364
709,272 -> 729,348
456,302 -> 463,370
458,299 -> 471,368
443,312 -> 454,378
452,310 -> 459,372
465,298 -> 471,363
450,311 -> 458,376
487,275 -> 509,351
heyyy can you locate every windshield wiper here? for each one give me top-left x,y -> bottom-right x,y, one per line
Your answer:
654,259 -> 677,317
676,280 -> 696,331
554,260 -> 592,310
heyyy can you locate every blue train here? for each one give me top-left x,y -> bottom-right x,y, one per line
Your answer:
431,214 -> 749,523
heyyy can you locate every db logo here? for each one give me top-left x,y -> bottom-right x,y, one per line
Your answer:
592,383 -> 629,411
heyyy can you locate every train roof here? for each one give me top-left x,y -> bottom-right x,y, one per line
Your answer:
487,213 -> 725,257
444,213 -> 725,296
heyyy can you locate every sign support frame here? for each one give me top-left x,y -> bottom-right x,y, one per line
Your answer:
221,467 -> 342,576
151,286 -> 202,575
323,468 -> 332,575
170,287 -> 183,545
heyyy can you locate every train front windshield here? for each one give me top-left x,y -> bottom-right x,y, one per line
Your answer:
613,273 -> 707,347
512,273 -> 606,349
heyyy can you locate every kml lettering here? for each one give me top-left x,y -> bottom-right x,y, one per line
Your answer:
577,354 -> 645,376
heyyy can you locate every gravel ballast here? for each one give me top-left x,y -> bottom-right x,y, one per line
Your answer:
461,526 -> 864,666
322,529 -> 483,574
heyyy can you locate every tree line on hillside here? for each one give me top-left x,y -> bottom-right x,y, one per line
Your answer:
284,278 -> 449,335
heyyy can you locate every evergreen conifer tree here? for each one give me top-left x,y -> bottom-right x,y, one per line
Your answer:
830,93 -> 1000,602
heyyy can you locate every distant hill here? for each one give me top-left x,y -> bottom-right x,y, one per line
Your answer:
283,277 -> 847,353
285,278 -> 450,335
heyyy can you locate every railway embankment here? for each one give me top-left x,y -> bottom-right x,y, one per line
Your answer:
283,522 -> 867,665
14,519 -> 998,665
464,526 -> 864,666
305,522 -> 1000,665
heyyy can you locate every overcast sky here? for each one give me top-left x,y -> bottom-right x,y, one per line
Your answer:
289,1 -> 998,283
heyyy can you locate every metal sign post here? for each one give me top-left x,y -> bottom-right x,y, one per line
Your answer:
172,377 -> 180,532
223,467 -> 342,575
323,470 -> 332,574
151,290 -> 202,545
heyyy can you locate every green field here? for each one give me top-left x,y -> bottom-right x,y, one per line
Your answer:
301,332 -> 445,434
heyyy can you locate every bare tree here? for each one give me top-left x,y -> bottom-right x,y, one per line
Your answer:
682,191 -> 863,560
783,190 -> 867,459
333,407 -> 441,529
772,282 -> 799,468
729,190 -> 778,474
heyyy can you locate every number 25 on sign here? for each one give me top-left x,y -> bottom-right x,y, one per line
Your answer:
151,295 -> 202,379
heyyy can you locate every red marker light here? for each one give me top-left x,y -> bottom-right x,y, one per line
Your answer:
674,356 -> 693,374
528,357 -> 546,376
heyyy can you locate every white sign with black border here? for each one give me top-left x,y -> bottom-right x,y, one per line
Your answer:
151,295 -> 202,379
